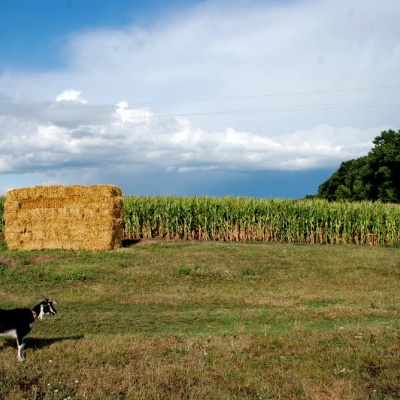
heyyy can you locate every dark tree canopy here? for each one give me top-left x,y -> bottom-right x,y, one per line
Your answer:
317,129 -> 400,203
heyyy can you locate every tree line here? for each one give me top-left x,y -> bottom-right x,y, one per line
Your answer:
316,129 -> 400,203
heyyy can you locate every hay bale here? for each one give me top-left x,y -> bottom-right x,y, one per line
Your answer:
4,184 -> 124,251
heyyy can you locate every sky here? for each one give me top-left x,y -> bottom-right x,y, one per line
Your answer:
0,0 -> 399,199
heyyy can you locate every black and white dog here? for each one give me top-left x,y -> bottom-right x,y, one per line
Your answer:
0,297 -> 57,361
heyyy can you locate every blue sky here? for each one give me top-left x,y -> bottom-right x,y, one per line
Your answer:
1,0 -> 399,198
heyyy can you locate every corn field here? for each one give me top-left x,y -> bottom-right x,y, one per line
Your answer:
123,196 -> 400,245
1,195 -> 399,245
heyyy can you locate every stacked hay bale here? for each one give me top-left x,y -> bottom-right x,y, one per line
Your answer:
4,185 -> 123,251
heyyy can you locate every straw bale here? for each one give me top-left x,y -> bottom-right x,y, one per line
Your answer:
4,184 -> 124,251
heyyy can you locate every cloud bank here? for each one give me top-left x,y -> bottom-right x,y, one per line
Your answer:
0,93 -> 376,177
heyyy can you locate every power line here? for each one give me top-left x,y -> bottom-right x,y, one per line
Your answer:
1,90 -> 399,127
142,99 -> 400,119
127,85 -> 400,107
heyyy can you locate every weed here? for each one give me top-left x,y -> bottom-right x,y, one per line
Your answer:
178,266 -> 192,276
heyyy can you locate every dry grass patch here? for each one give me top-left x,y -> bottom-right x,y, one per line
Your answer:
1,329 -> 399,399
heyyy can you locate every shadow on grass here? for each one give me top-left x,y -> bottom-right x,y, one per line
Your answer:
121,239 -> 141,247
2,335 -> 84,351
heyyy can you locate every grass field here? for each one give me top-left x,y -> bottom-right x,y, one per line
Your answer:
0,238 -> 399,399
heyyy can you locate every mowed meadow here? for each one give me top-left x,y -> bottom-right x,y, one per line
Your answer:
0,196 -> 399,399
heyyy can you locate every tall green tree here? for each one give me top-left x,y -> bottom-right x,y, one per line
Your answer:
317,129 -> 400,203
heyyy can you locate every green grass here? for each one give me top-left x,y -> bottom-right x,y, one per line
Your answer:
0,239 -> 399,399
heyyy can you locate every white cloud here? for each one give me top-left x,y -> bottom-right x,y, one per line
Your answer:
56,89 -> 89,104
0,95 -> 379,180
